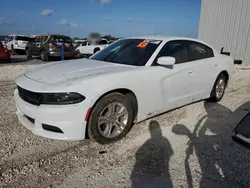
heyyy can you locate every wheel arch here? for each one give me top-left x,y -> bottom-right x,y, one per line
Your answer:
85,88 -> 139,138
93,47 -> 100,53
220,70 -> 229,85
90,88 -> 138,121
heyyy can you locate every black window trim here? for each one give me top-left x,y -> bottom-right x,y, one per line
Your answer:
152,40 -> 190,66
152,39 -> 215,66
186,40 -> 214,61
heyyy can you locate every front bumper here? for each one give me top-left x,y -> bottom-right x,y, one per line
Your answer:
14,89 -> 88,141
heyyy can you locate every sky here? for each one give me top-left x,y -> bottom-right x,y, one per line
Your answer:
0,0 -> 201,38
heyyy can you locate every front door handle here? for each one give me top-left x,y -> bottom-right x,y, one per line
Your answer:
188,70 -> 194,74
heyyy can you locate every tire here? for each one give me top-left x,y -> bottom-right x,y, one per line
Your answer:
76,50 -> 81,59
93,48 -> 100,54
208,73 -> 227,102
88,92 -> 134,144
25,48 -> 32,59
40,50 -> 49,61
11,46 -> 16,55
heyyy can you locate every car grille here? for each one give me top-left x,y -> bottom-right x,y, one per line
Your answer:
17,86 -> 42,106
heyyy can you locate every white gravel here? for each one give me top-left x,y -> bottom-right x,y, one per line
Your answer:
0,62 -> 250,188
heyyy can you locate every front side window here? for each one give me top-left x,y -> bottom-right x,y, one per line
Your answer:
156,41 -> 189,64
81,41 -> 88,46
91,39 -> 162,66
188,42 -> 214,61
100,39 -> 108,45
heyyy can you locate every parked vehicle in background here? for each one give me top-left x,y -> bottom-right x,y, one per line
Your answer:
25,34 -> 76,61
73,39 -> 86,48
75,38 -> 109,57
14,36 -> 235,144
0,35 -> 10,47
6,35 -> 32,54
0,41 -> 11,62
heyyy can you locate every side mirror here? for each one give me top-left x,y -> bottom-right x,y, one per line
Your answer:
232,112 -> 250,149
157,56 -> 175,66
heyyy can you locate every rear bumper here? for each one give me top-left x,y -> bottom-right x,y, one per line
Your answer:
49,51 -> 76,58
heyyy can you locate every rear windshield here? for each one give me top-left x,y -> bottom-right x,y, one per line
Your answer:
91,39 -> 162,66
49,36 -> 72,43
16,36 -> 32,41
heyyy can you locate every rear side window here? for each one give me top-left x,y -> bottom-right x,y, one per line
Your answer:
50,36 -> 72,44
16,36 -> 32,41
156,41 -> 189,64
100,39 -> 108,45
188,42 -> 214,61
43,36 -> 48,42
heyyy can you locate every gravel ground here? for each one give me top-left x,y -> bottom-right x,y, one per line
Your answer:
0,60 -> 250,188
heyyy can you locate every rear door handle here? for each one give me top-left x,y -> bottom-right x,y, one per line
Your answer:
188,70 -> 194,74
214,63 -> 218,66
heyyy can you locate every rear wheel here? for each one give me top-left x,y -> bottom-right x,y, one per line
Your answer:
40,50 -> 48,61
88,93 -> 134,144
208,73 -> 227,102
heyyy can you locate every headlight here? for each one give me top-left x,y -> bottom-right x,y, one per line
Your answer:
42,92 -> 85,105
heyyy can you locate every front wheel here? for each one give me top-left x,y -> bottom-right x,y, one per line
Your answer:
208,73 -> 227,102
11,46 -> 16,55
88,93 -> 134,144
25,48 -> 32,59
76,51 -> 81,59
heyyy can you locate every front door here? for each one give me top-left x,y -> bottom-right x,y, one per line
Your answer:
152,40 -> 198,111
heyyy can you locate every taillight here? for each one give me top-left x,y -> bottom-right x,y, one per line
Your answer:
49,43 -> 56,49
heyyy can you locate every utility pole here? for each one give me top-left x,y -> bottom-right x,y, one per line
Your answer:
67,26 -> 70,37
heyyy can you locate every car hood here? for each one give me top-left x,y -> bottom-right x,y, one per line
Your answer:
24,59 -> 134,84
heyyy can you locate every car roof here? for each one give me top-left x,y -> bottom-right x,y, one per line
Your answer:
125,35 -> 215,50
34,34 -> 69,37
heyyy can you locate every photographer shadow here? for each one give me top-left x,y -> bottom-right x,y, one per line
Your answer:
131,120 -> 173,188
172,102 -> 250,188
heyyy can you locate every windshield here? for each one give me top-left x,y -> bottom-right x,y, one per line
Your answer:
90,39 -> 162,66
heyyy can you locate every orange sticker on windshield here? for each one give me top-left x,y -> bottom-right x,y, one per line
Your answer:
137,42 -> 148,48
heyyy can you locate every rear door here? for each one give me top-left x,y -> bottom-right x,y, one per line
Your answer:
16,36 -> 31,49
186,41 -> 217,101
31,36 -> 43,55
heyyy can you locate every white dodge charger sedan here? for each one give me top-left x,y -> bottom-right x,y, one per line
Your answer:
14,36 -> 234,144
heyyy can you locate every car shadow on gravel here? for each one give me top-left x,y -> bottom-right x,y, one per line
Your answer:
0,57 -> 28,64
130,120 -> 174,188
172,101 -> 250,188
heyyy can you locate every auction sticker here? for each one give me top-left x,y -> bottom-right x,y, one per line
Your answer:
137,42 -> 149,48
